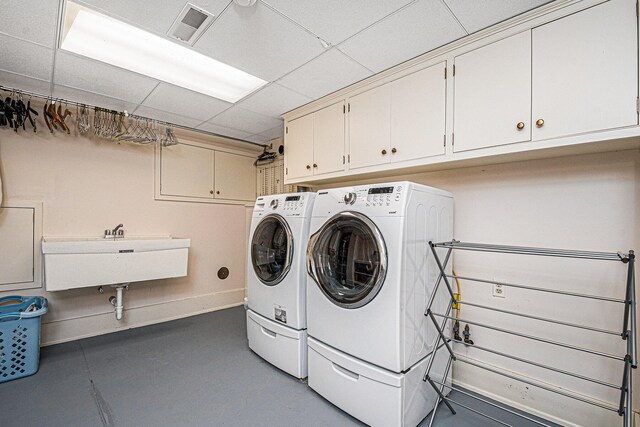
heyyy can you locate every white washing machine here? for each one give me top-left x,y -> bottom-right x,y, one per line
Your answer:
246,192 -> 315,379
306,182 -> 453,427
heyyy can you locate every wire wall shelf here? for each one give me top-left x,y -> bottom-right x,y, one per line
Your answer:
422,240 -> 636,427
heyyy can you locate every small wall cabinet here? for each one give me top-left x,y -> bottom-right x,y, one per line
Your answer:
156,140 -> 257,204
0,201 -> 42,291
284,101 -> 345,180
283,0 -> 640,184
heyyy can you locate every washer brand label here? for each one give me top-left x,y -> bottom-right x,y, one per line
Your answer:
274,305 -> 287,324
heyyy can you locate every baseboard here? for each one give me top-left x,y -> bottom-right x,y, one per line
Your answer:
40,288 -> 246,346
452,378 -> 579,427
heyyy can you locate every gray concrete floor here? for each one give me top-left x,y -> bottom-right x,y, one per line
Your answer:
0,306 -> 554,426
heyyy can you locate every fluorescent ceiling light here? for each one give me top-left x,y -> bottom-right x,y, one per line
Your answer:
60,2 -> 267,103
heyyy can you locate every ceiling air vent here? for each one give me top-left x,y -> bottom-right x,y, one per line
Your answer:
167,3 -> 214,45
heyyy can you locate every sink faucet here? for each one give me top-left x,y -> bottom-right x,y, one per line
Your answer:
104,224 -> 125,239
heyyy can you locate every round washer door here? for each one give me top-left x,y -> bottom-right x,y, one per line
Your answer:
251,214 -> 293,286
307,211 -> 387,309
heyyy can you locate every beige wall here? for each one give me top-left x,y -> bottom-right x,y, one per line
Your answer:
316,148 -> 640,426
0,124 -> 256,345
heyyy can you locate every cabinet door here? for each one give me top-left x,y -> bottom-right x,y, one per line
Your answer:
532,0 -> 638,140
313,102 -> 345,175
453,31 -> 531,152
161,142 -> 215,198
285,114 -> 314,180
348,84 -> 391,169
215,152 -> 257,201
391,62 -> 446,162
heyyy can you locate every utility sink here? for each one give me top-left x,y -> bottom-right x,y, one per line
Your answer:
42,236 -> 190,291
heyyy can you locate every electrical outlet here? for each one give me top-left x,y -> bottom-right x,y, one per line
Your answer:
493,282 -> 505,298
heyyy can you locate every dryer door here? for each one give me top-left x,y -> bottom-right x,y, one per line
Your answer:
307,211 -> 387,309
251,214 -> 293,286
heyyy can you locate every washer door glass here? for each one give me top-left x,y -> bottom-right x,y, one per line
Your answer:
308,212 -> 387,309
251,215 -> 293,286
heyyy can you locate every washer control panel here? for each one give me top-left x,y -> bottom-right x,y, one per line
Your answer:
253,193 -> 316,217
282,195 -> 306,213
364,185 -> 402,208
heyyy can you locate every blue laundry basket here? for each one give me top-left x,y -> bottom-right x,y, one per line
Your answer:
0,296 -> 48,383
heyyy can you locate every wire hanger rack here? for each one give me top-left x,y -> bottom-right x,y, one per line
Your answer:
422,240 -> 636,427
0,84 -> 267,148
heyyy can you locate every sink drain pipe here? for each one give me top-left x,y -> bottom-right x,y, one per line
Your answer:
109,284 -> 128,320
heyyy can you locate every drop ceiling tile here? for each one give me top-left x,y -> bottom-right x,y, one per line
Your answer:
0,0 -> 59,47
142,83 -> 231,122
75,0 -> 231,38
245,134 -> 271,144
52,85 -> 139,113
54,52 -> 158,104
133,105 -> 204,128
444,0 -> 551,34
263,0 -> 413,45
0,34 -> 53,81
259,124 -> 284,140
238,83 -> 312,117
195,1 -> 325,81
209,106 -> 282,135
197,122 -> 253,140
278,48 -> 372,99
339,0 -> 466,73
0,70 -> 51,95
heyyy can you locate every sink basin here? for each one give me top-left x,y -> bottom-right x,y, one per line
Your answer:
42,236 -> 190,291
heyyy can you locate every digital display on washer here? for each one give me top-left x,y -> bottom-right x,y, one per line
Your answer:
368,187 -> 394,194
285,196 -> 301,201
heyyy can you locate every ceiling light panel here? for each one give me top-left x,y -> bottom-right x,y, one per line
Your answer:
60,2 -> 267,103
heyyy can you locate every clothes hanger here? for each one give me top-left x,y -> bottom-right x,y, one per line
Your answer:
26,95 -> 38,132
54,100 -> 70,134
43,97 -> 53,132
254,145 -> 277,166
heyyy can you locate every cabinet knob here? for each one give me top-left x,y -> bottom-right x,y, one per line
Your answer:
216,190 -> 220,195
536,119 -> 545,128
306,165 -> 311,170
313,163 -> 318,168
516,122 -> 525,130
391,148 -> 397,154
381,149 -> 387,155
210,190 -> 214,194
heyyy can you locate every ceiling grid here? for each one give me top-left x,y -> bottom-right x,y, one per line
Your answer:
0,0 -> 551,143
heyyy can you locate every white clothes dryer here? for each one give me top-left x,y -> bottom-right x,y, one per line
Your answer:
246,192 -> 315,379
305,182 -> 453,426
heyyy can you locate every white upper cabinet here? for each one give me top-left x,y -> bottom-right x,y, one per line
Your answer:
532,0 -> 638,140
391,61 -> 447,161
348,83 -> 392,169
283,0 -> 640,184
284,113 -> 314,180
453,31 -> 532,152
161,142 -> 216,199
313,101 -> 345,175
284,102 -> 345,179
214,151 -> 257,201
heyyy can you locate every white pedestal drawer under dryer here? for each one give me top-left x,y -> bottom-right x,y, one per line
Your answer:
306,181 -> 453,427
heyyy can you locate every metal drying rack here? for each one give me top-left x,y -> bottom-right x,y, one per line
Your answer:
422,240 -> 636,427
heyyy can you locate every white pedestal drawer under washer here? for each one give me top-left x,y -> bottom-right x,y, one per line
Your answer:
246,192 -> 316,379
